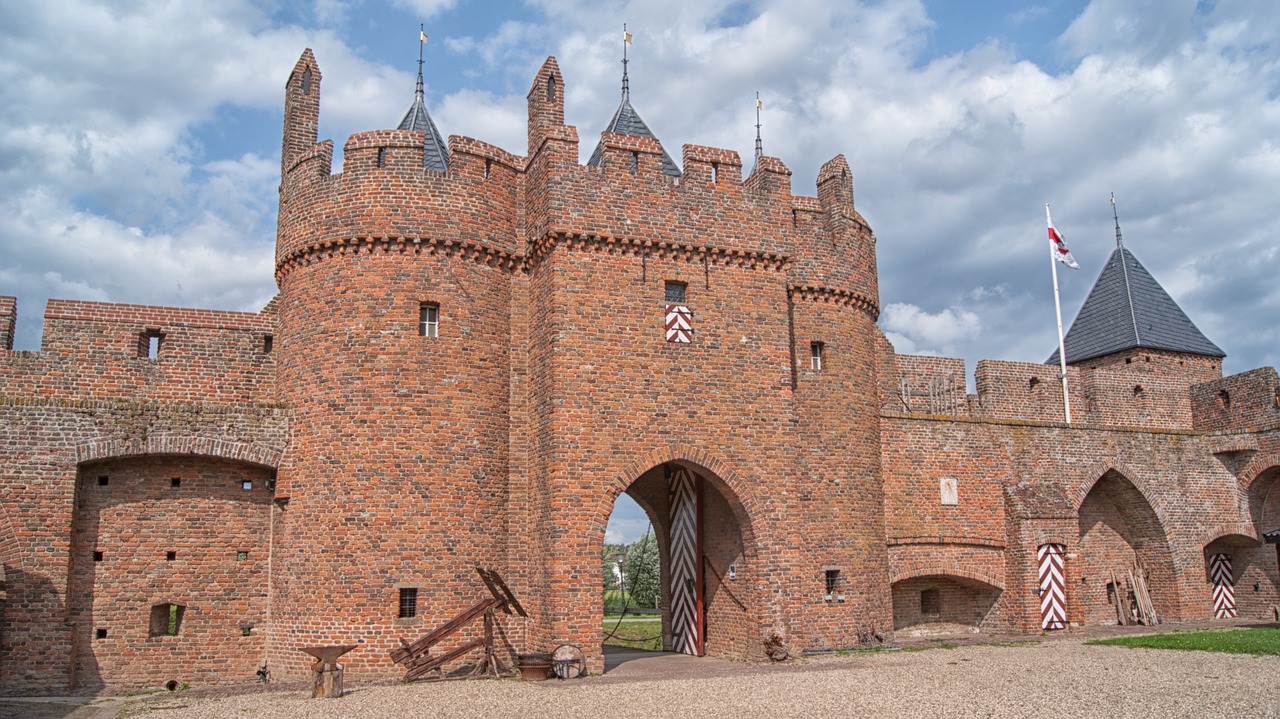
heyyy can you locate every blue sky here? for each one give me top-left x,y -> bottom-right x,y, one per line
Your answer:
1,1 -> 1277,543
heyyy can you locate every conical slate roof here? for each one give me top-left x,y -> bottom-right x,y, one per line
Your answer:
1047,246 -> 1224,364
587,85 -> 681,178
398,68 -> 449,172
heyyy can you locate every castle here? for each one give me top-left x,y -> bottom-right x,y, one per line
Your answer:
0,47 -> 1277,691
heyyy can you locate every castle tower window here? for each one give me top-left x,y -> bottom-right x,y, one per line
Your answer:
377,147 -> 387,168
263,335 -> 274,354
810,341 -> 824,371
546,76 -> 556,101
484,158 -> 491,178
242,480 -> 253,490
93,550 -> 103,562
166,551 -> 177,561
398,587 -> 419,618
301,67 -> 312,95
97,476 -> 109,486
140,330 -> 164,359
237,551 -> 249,561
95,628 -> 108,639
419,303 -> 439,338
665,281 -> 687,304
711,162 -> 719,184
824,569 -> 841,600
149,603 -> 185,637
630,151 -> 638,174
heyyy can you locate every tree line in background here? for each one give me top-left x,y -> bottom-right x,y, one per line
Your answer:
603,532 -> 659,610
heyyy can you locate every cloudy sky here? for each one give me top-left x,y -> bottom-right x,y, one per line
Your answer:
1,1 -> 1276,542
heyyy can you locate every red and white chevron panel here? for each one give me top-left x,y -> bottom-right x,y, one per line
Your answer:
669,467 -> 702,655
665,305 -> 692,343
1209,553 -> 1236,619
1037,543 -> 1067,631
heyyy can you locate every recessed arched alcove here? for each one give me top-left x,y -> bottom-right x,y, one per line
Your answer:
1076,470 -> 1177,625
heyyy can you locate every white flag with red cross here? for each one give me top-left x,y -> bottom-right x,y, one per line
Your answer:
1046,206 -> 1079,269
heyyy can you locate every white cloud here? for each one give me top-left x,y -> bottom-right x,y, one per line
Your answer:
881,303 -> 983,356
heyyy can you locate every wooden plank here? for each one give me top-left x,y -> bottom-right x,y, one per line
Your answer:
390,597 -> 502,665
404,638 -> 486,680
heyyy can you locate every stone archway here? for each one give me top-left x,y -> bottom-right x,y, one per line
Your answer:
600,456 -> 761,663
1238,465 -> 1280,619
1076,469 -> 1177,625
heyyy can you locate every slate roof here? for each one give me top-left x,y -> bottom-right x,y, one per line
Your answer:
398,69 -> 449,173
587,90 -> 682,178
1047,246 -> 1224,364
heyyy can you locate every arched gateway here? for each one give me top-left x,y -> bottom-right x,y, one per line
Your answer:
601,458 -> 760,661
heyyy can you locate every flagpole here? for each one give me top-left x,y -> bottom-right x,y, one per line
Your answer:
1046,203 -> 1072,424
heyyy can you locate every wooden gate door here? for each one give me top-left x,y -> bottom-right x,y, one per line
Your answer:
1208,553 -> 1236,619
669,466 -> 703,656
1037,543 -> 1067,630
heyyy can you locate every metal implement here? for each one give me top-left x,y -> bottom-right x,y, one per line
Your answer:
299,644 -> 358,698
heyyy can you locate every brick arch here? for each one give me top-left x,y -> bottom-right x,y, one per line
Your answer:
1200,523 -> 1259,547
74,436 -> 283,469
603,442 -> 759,531
890,564 -> 1005,591
1241,453 -> 1280,493
1069,460 -> 1157,515
0,503 -> 26,576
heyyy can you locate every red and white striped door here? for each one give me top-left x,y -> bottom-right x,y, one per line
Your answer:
1037,543 -> 1067,630
1208,553 -> 1236,619
669,467 -> 703,655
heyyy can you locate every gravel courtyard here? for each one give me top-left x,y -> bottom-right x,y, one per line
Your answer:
105,636 -> 1280,719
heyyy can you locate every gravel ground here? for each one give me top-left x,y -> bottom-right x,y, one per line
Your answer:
112,638 -> 1280,719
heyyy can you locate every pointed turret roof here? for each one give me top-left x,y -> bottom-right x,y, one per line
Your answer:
1047,246 -> 1224,364
587,31 -> 681,178
398,37 -> 448,173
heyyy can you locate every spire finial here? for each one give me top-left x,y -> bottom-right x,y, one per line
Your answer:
754,92 -> 763,162
1111,192 -> 1124,249
621,24 -> 632,101
416,24 -> 427,99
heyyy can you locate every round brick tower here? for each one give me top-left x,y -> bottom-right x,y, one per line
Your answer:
267,50 -> 518,677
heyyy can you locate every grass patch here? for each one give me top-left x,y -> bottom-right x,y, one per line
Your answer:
1087,628 -> 1280,655
603,620 -> 663,652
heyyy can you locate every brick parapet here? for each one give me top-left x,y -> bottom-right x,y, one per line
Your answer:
0,295 -> 15,351
0,300 -> 277,405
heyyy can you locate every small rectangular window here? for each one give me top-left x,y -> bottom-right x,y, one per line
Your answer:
95,628 -> 108,640
171,477 -> 181,488
140,330 -> 164,359
166,551 -> 177,561
241,480 -> 253,491
665,281 -> 687,304
419,303 -> 439,338
237,550 -> 249,561
824,569 -> 840,595
398,587 -> 419,618
97,476 -> 109,486
149,603 -> 184,637
810,341 -> 824,371
93,550 -> 104,562
263,335 -> 274,354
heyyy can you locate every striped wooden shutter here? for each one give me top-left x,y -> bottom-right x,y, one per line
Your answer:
665,305 -> 692,343
1208,553 -> 1236,619
669,467 -> 703,655
1037,543 -> 1067,630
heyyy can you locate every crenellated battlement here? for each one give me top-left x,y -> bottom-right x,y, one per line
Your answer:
886,348 -> 1279,433
276,50 -> 878,311
0,299 -> 276,405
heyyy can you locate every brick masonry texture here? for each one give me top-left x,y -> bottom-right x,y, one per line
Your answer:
0,48 -> 1278,691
